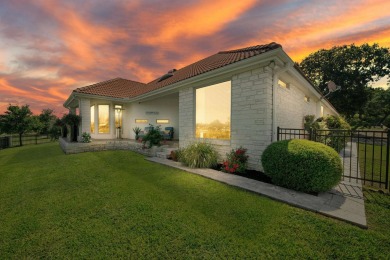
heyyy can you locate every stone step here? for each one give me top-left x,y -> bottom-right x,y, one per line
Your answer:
156,152 -> 169,159
161,147 -> 178,154
155,148 -> 178,159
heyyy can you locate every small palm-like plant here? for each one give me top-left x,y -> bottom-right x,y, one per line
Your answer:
133,126 -> 142,140
180,142 -> 219,168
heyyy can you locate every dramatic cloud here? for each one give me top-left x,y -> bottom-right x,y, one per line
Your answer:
0,0 -> 389,115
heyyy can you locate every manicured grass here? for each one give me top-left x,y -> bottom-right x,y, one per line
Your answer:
358,143 -> 389,189
0,143 -> 389,258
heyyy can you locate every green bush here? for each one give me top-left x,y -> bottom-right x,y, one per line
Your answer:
81,132 -> 91,143
142,124 -> 163,148
179,142 -> 219,168
261,139 -> 342,193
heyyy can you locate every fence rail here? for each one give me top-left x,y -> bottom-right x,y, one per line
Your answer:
277,127 -> 389,190
0,136 -> 10,149
0,134 -> 51,148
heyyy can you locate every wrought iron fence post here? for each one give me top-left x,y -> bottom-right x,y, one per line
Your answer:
277,127 -> 280,141
386,129 -> 389,190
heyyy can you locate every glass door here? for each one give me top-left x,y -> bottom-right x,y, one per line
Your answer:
115,105 -> 123,139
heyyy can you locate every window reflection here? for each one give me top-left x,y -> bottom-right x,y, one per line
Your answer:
90,105 -> 95,133
98,105 -> 110,133
196,81 -> 231,139
115,105 -> 122,128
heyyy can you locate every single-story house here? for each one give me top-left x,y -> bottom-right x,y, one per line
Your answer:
63,42 -> 338,170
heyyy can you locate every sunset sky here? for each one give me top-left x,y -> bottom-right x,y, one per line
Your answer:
1,0 -> 389,115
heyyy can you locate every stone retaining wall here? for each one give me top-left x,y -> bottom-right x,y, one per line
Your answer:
59,138 -> 150,155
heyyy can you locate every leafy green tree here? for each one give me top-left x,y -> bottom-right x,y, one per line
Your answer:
38,109 -> 57,135
61,113 -> 81,142
299,43 -> 390,118
30,115 -> 44,133
361,88 -> 390,127
0,105 -> 33,146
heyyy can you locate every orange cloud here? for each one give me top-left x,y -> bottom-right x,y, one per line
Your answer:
141,0 -> 257,45
239,0 -> 390,61
38,0 -> 127,71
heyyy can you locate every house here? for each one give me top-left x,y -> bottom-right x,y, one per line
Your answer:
63,42 -> 338,170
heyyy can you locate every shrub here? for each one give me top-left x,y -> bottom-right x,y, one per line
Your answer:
169,148 -> 183,162
222,147 -> 249,174
133,126 -> 141,140
261,139 -> 342,193
303,115 -> 322,132
142,124 -> 163,148
323,115 -> 351,152
179,142 -> 219,168
81,132 -> 91,143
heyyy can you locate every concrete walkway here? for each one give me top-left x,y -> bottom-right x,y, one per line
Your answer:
146,157 -> 367,228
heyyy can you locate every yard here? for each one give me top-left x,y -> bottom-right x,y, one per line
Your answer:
358,143 -> 389,189
0,143 -> 389,258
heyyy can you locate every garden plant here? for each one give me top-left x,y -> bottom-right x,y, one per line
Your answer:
221,147 -> 248,174
262,139 -> 342,193
179,142 -> 219,168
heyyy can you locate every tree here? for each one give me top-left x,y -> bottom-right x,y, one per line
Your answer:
0,105 -> 33,146
38,109 -> 57,135
61,113 -> 81,142
299,43 -> 390,118
354,88 -> 390,127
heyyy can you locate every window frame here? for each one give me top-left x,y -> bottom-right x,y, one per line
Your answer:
98,104 -> 110,134
90,105 -> 95,134
195,80 -> 231,140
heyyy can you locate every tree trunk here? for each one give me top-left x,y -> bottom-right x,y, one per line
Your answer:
19,133 -> 23,146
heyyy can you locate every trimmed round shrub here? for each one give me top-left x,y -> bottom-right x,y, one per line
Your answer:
261,139 -> 342,193
180,142 -> 219,168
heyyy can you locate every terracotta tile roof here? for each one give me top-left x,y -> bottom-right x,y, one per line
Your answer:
73,42 -> 282,98
74,78 -> 146,98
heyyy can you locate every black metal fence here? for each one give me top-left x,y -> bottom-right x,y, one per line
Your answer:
0,134 -> 51,148
277,127 -> 390,190
0,136 -> 10,149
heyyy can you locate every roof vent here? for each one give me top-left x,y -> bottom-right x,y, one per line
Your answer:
157,69 -> 177,82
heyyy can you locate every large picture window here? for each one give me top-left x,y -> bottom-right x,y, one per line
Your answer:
90,105 -> 95,133
196,81 -> 231,139
98,105 -> 110,133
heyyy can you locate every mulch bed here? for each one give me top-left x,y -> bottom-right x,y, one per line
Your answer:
210,164 -> 273,184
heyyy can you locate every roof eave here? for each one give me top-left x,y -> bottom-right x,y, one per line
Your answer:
128,47 -> 285,102
275,50 -> 340,116
63,92 -> 131,108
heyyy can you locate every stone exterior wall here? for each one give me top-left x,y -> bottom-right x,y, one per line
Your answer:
179,87 -> 195,148
178,66 -> 273,171
231,66 -> 273,170
275,83 -> 317,129
59,137 -> 144,154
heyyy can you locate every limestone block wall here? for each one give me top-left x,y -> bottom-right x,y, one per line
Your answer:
275,83 -> 317,129
178,65 -> 273,171
179,87 -> 195,148
230,66 -> 273,171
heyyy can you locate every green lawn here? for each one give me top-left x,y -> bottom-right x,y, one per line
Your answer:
0,143 -> 389,258
358,143 -> 389,189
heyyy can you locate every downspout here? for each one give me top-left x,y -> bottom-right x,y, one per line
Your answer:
270,62 -> 291,142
